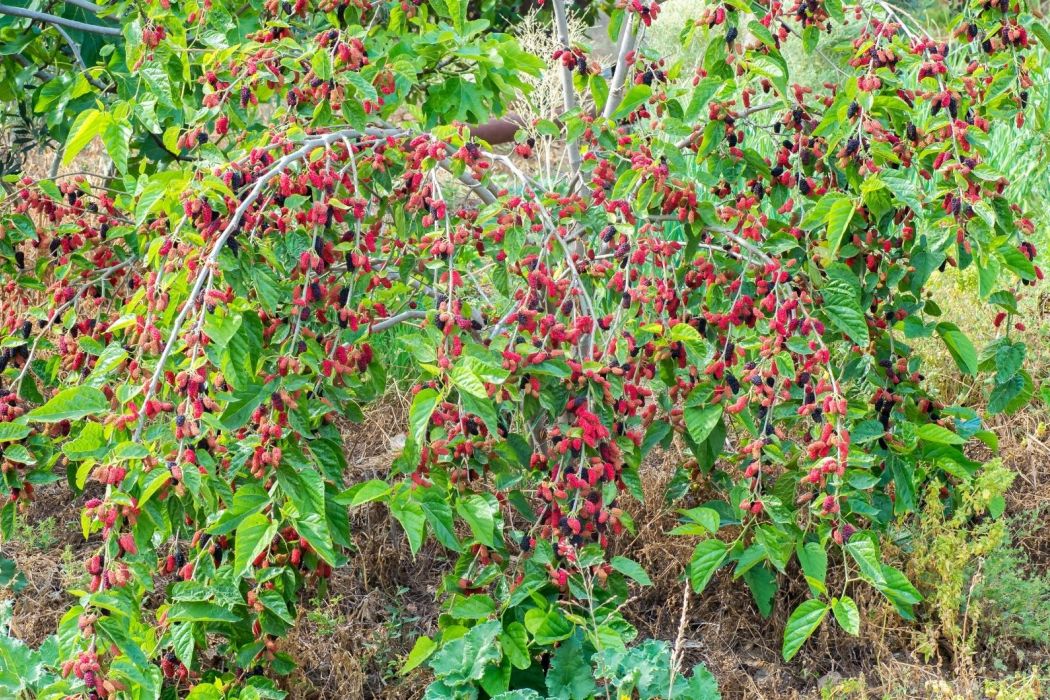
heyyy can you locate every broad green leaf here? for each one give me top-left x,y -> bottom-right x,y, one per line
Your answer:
916,423 -> 964,445
500,622 -> 530,670
612,84 -> 652,120
782,599 -> 828,660
825,196 -> 855,257
451,595 -> 495,620
0,423 -> 31,442
62,109 -> 105,165
936,323 -> 978,375
101,117 -> 132,174
401,636 -> 437,675
684,404 -> 723,446
456,494 -> 496,547
822,278 -> 869,346
831,596 -> 860,635
680,506 -> 721,534
26,386 -> 108,423
233,513 -> 278,577
610,556 -> 652,586
409,388 -> 439,447
688,539 -> 728,594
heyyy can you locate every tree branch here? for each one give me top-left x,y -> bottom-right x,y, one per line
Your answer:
0,4 -> 121,35
132,126 -> 405,441
602,12 -> 637,120
63,0 -> 105,13
371,309 -> 427,332
550,0 -> 581,178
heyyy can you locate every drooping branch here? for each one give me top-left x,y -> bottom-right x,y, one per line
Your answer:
0,4 -> 121,35
132,126 -> 406,441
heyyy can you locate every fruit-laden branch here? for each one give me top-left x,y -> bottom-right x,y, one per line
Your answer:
0,4 -> 121,35
132,126 -> 406,441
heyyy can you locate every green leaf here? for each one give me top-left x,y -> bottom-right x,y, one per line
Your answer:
831,596 -> 860,635
167,601 -> 240,623
409,388 -> 439,447
429,620 -> 502,684
500,622 -> 531,670
782,599 -> 828,661
684,404 -> 723,446
688,539 -> 728,594
338,479 -> 391,507
844,537 -> 886,586
822,278 -> 869,346
390,492 -> 426,555
26,386 -> 108,423
450,363 -> 488,399
524,606 -> 573,645
233,513 -> 278,577
936,323 -> 978,375
451,595 -> 495,620
101,117 -> 132,175
546,634 -> 596,700
684,78 -> 721,121
610,556 -> 652,586
62,109 -> 105,165
825,196 -> 855,257
0,423 -> 31,442
456,494 -> 496,547
612,84 -> 652,120
680,506 -> 721,534
994,342 -> 1025,384
743,565 -> 778,619
401,635 -> 437,675
916,423 -> 964,445
420,489 -> 460,551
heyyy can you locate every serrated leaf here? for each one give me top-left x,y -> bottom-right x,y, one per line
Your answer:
684,404 -> 723,446
233,513 -> 277,577
401,635 -> 437,675
782,599 -> 828,661
825,196 -> 855,257
612,84 -> 652,120
831,596 -> 860,635
450,594 -> 495,620
409,388 -> 439,447
26,386 -> 108,423
62,109 -> 105,165
101,117 -> 132,174
823,278 -> 869,346
916,422 -> 964,445
689,539 -> 728,594
936,323 -> 978,375
456,494 -> 496,547
680,506 -> 720,534
610,556 -> 652,586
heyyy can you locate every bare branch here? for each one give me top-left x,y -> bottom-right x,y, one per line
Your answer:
602,13 -> 637,120
64,0 -> 105,13
675,100 -> 782,149
550,0 -> 581,178
371,309 -> 427,332
0,4 -> 121,35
